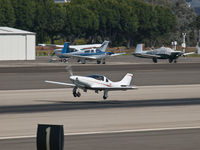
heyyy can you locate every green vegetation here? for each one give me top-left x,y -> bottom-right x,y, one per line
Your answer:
1,0 -> 196,47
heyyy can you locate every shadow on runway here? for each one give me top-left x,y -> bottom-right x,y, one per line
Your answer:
0,98 -> 200,114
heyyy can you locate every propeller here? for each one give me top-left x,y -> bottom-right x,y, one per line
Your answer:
66,65 -> 73,76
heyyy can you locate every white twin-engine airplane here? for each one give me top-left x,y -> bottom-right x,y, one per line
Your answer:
45,71 -> 137,99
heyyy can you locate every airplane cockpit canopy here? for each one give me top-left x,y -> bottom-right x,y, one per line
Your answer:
87,75 -> 104,81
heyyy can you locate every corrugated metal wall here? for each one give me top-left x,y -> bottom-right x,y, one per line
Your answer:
0,35 -> 35,60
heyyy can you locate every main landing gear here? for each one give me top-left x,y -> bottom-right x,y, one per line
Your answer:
97,59 -> 106,64
168,58 -> 177,63
152,58 -> 157,63
73,87 -> 81,97
103,90 -> 108,100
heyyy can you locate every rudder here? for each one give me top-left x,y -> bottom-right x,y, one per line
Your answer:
135,44 -> 143,53
62,42 -> 70,54
119,73 -> 133,86
98,41 -> 109,52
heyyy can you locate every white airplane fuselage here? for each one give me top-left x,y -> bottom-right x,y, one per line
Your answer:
70,75 -> 125,89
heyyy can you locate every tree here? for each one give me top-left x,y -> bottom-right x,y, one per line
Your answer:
11,0 -> 36,31
0,0 -> 15,27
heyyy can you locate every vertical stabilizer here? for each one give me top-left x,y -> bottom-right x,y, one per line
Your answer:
135,44 -> 143,53
62,42 -> 70,54
98,41 -> 109,52
119,73 -> 133,86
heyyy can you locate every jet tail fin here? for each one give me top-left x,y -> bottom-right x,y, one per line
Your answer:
119,73 -> 133,86
135,44 -> 143,53
62,42 -> 70,53
97,41 -> 109,52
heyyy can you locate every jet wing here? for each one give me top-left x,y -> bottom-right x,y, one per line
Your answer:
133,53 -> 161,58
45,80 -> 76,87
91,86 -> 137,91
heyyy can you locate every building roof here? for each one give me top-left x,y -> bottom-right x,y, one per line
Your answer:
0,27 -> 36,35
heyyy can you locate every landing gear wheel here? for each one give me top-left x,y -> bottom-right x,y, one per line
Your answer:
76,92 -> 81,97
103,96 -> 107,100
73,93 -> 77,97
97,60 -> 101,64
63,59 -> 67,63
152,58 -> 157,63
174,60 -> 177,63
102,59 -> 106,64
168,58 -> 173,63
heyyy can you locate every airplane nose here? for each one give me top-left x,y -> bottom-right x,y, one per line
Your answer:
70,76 -> 76,81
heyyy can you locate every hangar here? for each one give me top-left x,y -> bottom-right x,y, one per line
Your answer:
0,27 -> 36,60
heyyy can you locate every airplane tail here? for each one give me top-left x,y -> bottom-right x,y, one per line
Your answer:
135,44 -> 143,53
119,73 -> 133,86
62,42 -> 70,53
98,41 -> 109,52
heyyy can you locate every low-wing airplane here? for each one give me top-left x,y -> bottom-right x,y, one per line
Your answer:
133,44 -> 195,63
45,68 -> 137,99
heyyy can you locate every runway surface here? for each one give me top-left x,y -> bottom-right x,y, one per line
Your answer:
0,128 -> 200,150
0,62 -> 200,90
0,85 -> 200,138
0,56 -> 200,149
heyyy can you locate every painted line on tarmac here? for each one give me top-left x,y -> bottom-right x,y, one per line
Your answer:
1,126 -> 200,140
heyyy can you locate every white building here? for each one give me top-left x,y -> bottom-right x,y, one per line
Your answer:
0,27 -> 36,61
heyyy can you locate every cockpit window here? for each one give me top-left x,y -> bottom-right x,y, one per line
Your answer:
106,78 -> 109,82
85,50 -> 90,53
87,75 -> 104,81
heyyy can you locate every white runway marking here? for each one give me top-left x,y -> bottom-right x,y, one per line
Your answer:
1,126 -> 200,140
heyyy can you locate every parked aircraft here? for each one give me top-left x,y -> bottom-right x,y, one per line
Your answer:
45,41 -> 111,63
38,42 -> 102,62
54,41 -> 124,64
45,67 -> 137,99
133,44 -> 195,63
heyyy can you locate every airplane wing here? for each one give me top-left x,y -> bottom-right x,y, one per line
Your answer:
183,52 -> 195,56
91,86 -> 137,91
45,80 -> 76,87
38,44 -> 63,48
38,44 -> 102,49
133,53 -> 161,58
109,53 -> 125,56
63,54 -> 98,60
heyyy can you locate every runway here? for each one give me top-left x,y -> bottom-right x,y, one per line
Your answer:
0,56 -> 200,149
0,63 -> 200,90
0,84 -> 200,138
0,128 -> 200,150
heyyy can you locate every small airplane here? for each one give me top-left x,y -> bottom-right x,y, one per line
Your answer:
45,67 -> 137,99
61,41 -> 125,64
133,44 -> 195,63
38,42 -> 103,62
45,41 -> 112,63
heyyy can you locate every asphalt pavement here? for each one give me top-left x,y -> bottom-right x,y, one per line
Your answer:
0,128 -> 200,150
